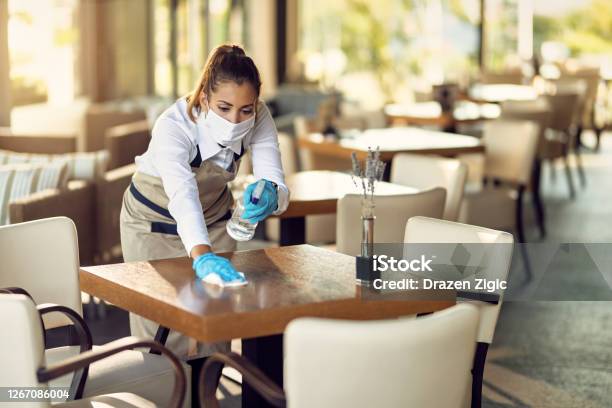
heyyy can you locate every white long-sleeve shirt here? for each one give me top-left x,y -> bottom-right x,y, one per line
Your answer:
135,98 -> 289,254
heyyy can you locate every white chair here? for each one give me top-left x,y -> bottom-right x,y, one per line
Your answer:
335,188 -> 446,256
200,303 -> 479,407
0,217 -> 191,406
458,120 -> 539,243
0,294 -> 185,408
404,216 -> 514,408
543,91 -> 584,195
558,69 -> 603,149
391,154 -> 467,221
500,97 -> 551,237
266,132 -> 336,244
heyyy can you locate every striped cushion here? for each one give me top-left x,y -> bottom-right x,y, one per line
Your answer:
0,149 -> 108,181
0,162 -> 69,225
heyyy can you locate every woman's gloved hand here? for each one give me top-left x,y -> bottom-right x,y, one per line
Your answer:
193,253 -> 245,283
242,179 -> 278,223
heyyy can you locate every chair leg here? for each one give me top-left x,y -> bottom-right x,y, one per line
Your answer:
188,357 -> 220,408
563,155 -> 576,199
471,342 -> 489,408
574,148 -> 587,187
595,127 -> 602,152
548,160 -> 557,183
515,187 -> 533,281
575,123 -> 584,149
531,159 -> 546,238
515,187 -> 526,243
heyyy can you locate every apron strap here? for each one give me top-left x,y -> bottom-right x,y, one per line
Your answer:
150,211 -> 232,236
190,145 -> 203,168
233,142 -> 245,161
130,182 -> 232,236
130,183 -> 174,219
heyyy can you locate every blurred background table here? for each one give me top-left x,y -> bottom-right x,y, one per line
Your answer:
385,101 -> 501,132
277,170 -> 417,245
468,84 -> 539,103
298,127 -> 484,180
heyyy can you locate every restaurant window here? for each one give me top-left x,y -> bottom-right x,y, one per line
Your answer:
153,0 -> 248,98
533,0 -> 612,65
483,0 -> 520,72
297,0 -> 480,110
8,0 -> 80,106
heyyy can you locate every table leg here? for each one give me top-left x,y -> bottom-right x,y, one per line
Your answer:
382,160 -> 392,182
241,334 -> 284,408
279,217 -> 306,246
149,325 -> 170,354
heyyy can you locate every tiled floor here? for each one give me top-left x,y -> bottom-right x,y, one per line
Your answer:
83,131 -> 612,408
481,131 -> 612,408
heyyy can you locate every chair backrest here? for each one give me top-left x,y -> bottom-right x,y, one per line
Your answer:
0,131 -> 76,154
0,294 -> 48,406
293,116 -> 352,172
559,70 -> 600,125
336,188 -> 446,256
482,119 -> 539,186
553,79 -> 588,123
104,120 -> 151,170
293,115 -> 318,139
83,106 -> 147,152
96,165 -> 136,260
0,217 -> 82,328
277,132 -> 298,175
543,92 -> 580,132
480,70 -> 524,85
236,132 -> 296,176
391,154 -> 467,221
500,98 -> 551,155
404,216 -> 514,344
284,303 -> 479,408
332,115 -> 366,130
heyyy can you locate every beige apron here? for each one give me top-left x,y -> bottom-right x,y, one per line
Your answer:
120,147 -> 242,360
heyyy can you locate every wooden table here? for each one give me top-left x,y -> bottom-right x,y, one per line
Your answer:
274,171 -> 418,245
468,84 -> 538,103
385,101 -> 501,131
80,245 -> 455,408
297,127 -> 484,182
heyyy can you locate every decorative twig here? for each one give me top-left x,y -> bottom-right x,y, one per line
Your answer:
350,146 -> 385,217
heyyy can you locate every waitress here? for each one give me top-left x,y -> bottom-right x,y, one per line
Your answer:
120,44 -> 289,360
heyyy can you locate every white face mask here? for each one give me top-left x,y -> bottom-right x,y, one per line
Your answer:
201,105 -> 256,146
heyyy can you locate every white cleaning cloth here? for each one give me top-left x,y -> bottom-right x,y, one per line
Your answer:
201,271 -> 248,287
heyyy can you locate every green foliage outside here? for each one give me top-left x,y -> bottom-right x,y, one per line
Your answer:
336,0 -> 478,102
534,0 -> 612,57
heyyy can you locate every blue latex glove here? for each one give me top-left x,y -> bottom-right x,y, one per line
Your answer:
242,179 -> 278,223
193,253 -> 245,283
